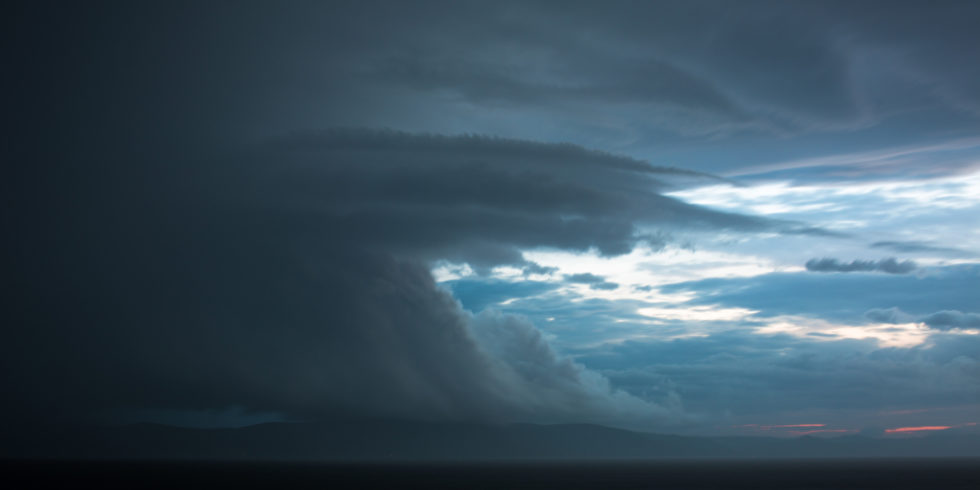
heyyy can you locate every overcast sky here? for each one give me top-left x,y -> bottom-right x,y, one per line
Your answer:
5,1 -> 979,438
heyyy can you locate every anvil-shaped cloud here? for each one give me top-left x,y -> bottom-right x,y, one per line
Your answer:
6,129 -> 793,429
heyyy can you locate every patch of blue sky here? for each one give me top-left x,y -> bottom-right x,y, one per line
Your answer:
441,278 -> 560,313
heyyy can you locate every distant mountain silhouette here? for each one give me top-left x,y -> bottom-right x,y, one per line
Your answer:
4,419 -> 979,460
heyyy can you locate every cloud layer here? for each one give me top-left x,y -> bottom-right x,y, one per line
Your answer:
867,308 -> 980,331
256,129 -> 772,271
805,258 -> 917,274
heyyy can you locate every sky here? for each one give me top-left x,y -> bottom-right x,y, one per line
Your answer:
4,1 -> 979,440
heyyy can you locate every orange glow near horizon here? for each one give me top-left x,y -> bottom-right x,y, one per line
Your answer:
885,426 -> 952,433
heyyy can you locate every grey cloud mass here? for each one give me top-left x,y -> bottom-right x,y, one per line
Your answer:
805,258 -> 917,274
11,126 -> 761,428
921,311 -> 980,330
575,330 -> 980,424
253,129 -> 778,270
566,273 -> 609,284
522,261 -> 559,276
288,0 -> 980,178
869,308 -> 980,331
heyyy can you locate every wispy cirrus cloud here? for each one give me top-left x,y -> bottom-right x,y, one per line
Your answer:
725,137 -> 980,180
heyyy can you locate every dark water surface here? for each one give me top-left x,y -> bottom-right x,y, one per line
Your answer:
3,459 -> 978,489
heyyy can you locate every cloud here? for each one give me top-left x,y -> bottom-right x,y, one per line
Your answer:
565,273 -> 608,284
659,265 -> 980,322
728,137 -> 980,180
259,129 -> 778,273
885,426 -> 951,434
370,52 -> 744,119
346,1 -> 909,138
311,0 -> 980,152
11,129 -> 761,428
921,311 -> 980,330
467,310 -> 672,426
9,0 -> 980,437
589,282 -> 621,291
865,307 -> 980,331
522,261 -> 558,277
871,241 -> 973,257
571,328 -> 980,432
805,258 -> 917,274
864,307 -> 915,324
564,273 -> 620,291
6,217 -> 669,429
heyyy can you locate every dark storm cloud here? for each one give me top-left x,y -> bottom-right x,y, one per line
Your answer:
254,129 -> 781,270
11,119 -> 758,427
8,0 -> 980,437
10,0 -> 786,428
4,138 -> 681,428
805,258 -> 917,274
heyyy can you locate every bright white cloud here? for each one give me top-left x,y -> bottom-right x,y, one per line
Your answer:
668,171 -> 980,218
637,305 -> 759,322
521,244 -> 793,302
431,261 -> 476,282
667,170 -> 980,269
755,316 -> 935,348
